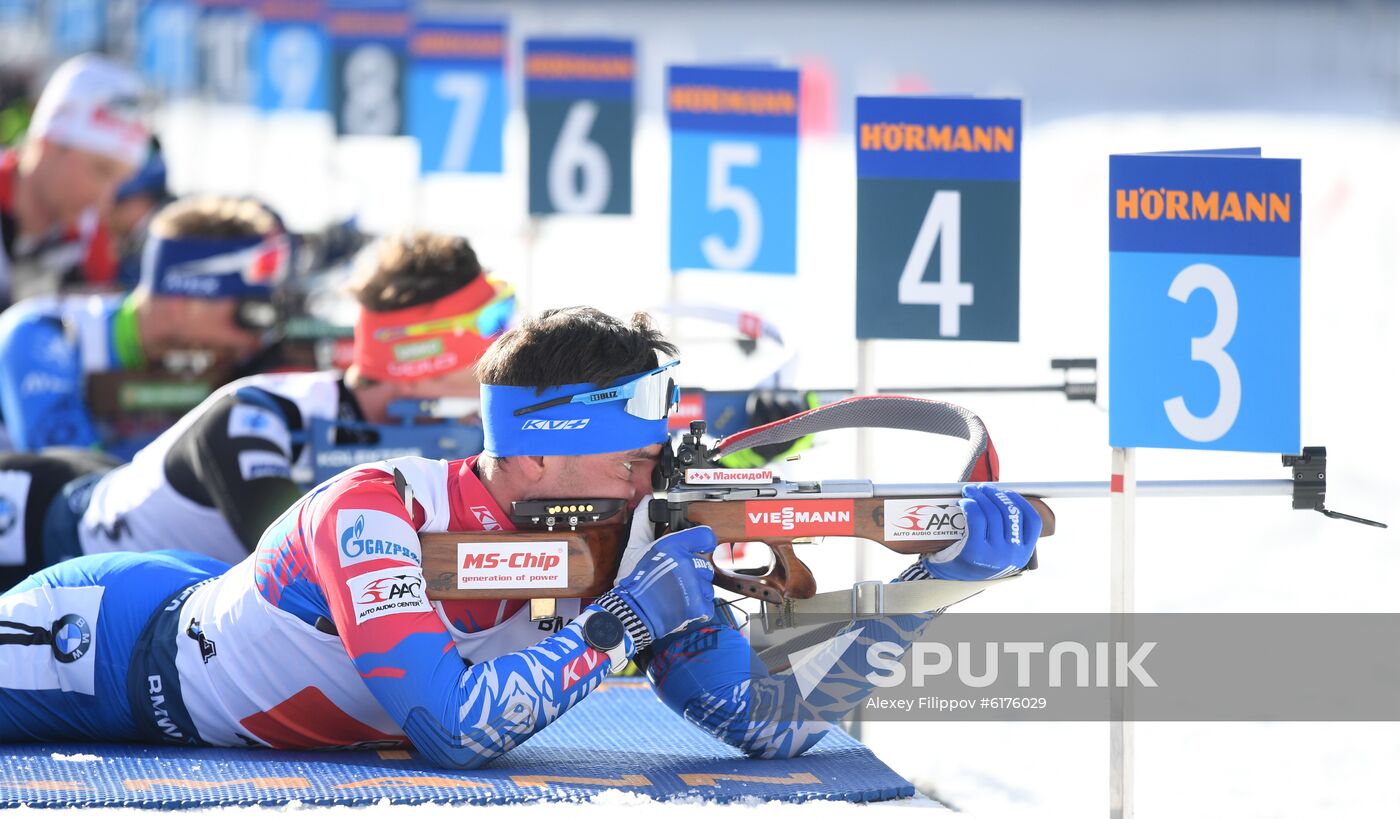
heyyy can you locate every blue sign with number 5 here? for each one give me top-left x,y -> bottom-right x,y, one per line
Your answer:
667,65 -> 799,276
407,18 -> 505,175
1109,151 -> 1300,453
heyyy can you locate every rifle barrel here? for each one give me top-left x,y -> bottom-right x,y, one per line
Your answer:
877,479 -> 1293,499
879,384 -> 1071,394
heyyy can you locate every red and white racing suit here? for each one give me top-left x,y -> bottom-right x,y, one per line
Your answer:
136,455 -> 831,767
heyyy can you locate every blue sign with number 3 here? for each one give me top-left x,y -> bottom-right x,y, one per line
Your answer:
1109,151 -> 1300,453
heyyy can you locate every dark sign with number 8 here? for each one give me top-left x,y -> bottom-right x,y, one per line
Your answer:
329,0 -> 408,137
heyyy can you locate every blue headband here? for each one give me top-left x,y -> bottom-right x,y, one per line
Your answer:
140,233 -> 288,299
481,378 -> 670,457
116,148 -> 166,202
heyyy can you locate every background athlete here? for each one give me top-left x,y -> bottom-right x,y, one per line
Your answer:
0,231 -> 513,588
0,195 -> 287,456
0,54 -> 146,309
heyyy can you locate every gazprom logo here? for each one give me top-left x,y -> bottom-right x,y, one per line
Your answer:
337,510 -> 421,567
340,515 -> 366,553
522,419 -> 590,431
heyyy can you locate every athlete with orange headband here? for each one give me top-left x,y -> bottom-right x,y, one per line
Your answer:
0,231 -> 512,587
344,236 -> 512,421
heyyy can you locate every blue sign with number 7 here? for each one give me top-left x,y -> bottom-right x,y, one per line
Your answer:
407,18 -> 505,175
1109,151 -> 1300,453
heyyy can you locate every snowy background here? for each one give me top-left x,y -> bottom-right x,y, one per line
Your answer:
28,0 -> 1400,815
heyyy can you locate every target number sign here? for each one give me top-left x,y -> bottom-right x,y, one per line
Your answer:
1108,150 -> 1300,453
525,38 -> 635,215
668,65 -> 800,276
855,96 -> 1022,342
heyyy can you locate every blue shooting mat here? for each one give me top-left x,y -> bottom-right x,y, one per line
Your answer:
0,681 -> 921,808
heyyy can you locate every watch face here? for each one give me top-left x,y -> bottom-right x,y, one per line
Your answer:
584,611 -> 625,651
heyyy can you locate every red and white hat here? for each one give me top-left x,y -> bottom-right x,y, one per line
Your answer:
29,54 -> 148,169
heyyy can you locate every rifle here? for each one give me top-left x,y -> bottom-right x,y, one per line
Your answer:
675,358 -> 1099,439
419,396 -> 1057,617
303,397 -> 484,486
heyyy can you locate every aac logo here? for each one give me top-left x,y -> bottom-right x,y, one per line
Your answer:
347,565 -> 432,623
356,574 -> 422,605
897,504 -> 966,533
883,499 -> 967,541
522,419 -> 590,430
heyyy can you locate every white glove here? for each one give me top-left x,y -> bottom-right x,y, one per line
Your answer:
615,499 -> 659,581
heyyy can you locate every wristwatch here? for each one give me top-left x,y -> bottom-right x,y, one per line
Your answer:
576,609 -> 629,673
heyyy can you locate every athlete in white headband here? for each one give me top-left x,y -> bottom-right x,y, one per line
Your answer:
1,53 -> 148,305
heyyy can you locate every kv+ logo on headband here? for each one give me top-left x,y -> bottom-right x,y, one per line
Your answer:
521,419 -> 591,431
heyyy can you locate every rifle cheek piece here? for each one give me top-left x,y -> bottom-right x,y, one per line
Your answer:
509,498 -> 628,531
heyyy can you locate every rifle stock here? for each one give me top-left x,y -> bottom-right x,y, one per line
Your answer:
686,495 -> 1054,604
417,495 -> 1055,606
420,526 -> 625,600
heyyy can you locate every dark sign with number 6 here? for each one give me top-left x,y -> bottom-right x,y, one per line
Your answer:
525,38 -> 635,216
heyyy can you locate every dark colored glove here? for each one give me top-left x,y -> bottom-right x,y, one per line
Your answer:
719,390 -> 820,467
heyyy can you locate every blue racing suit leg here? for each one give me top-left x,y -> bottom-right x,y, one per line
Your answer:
0,550 -> 230,742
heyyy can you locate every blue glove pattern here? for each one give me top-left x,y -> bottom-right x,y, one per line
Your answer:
598,526 -> 716,650
648,606 -> 939,759
917,484 -> 1041,581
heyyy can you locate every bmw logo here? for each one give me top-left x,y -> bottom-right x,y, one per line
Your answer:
51,613 -> 92,664
0,496 -> 16,537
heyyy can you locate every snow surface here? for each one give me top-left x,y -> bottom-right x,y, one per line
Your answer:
3,794 -> 944,818
65,27 -> 1400,816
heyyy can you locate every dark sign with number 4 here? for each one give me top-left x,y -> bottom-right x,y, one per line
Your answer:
856,97 -> 1022,342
